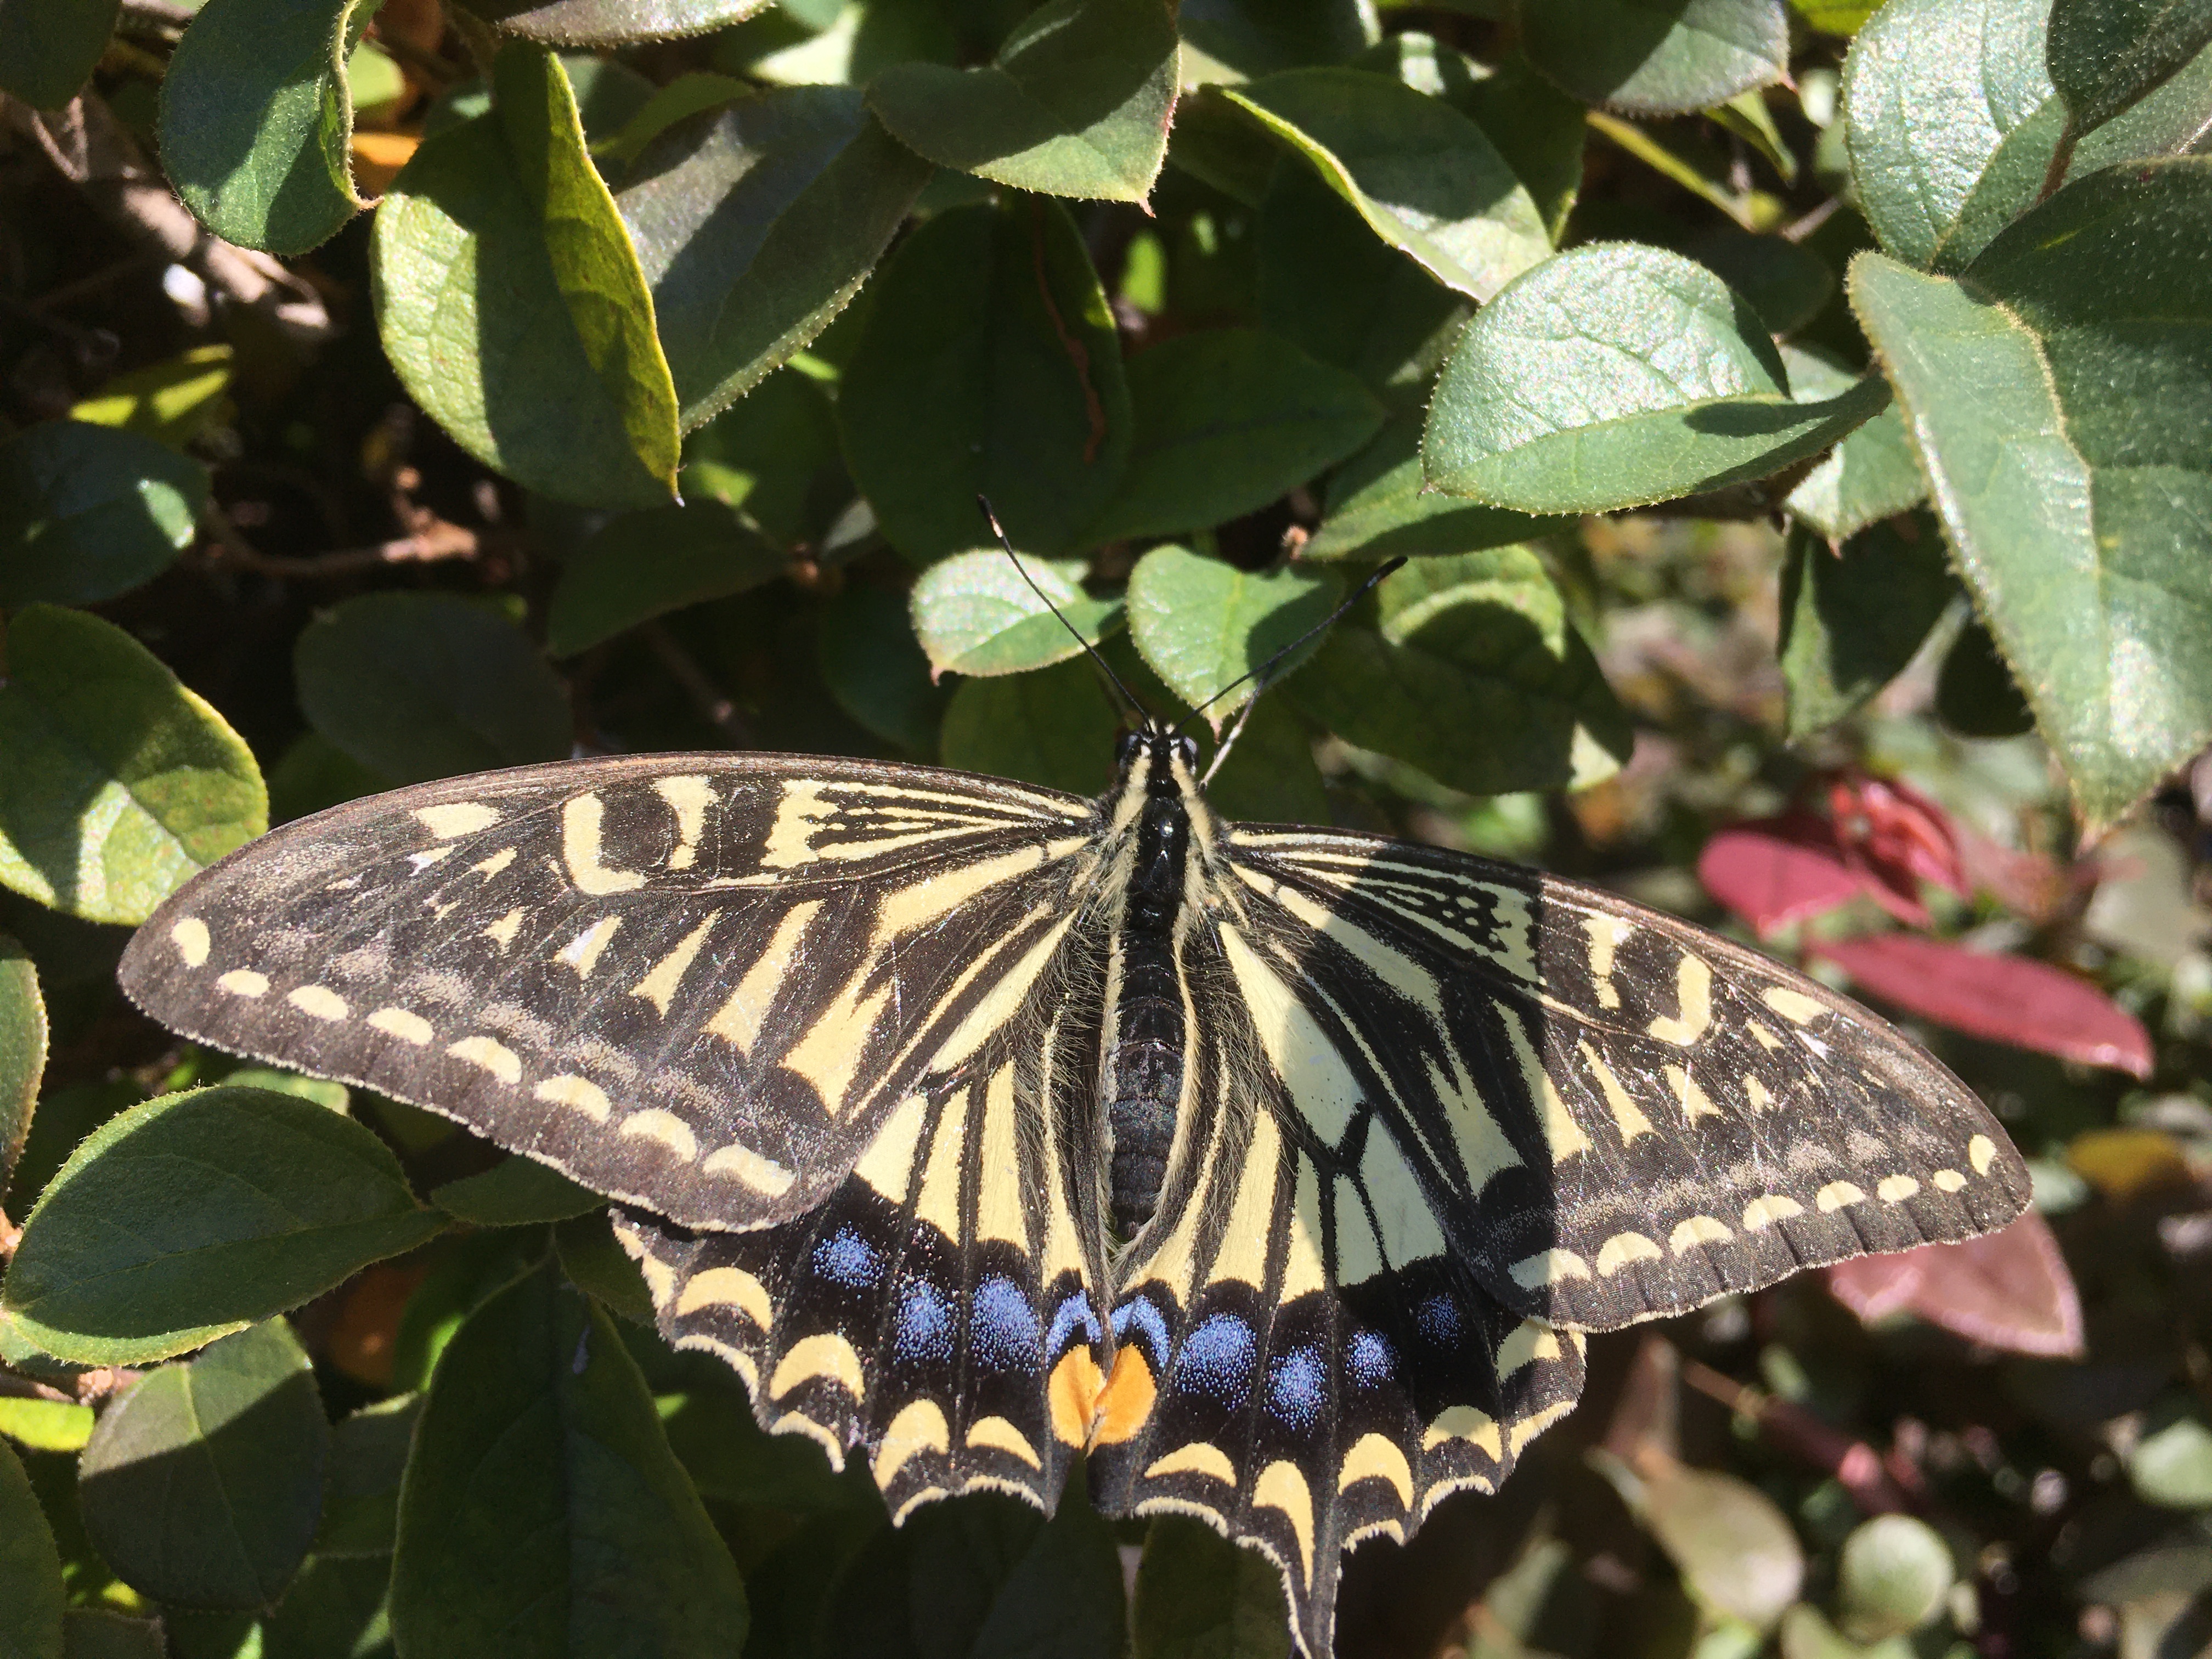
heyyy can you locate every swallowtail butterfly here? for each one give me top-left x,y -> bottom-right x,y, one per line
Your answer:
119,726 -> 2029,1655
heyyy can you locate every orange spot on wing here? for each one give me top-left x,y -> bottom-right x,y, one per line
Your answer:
1049,1349 -> 1104,1447
1087,1346 -> 1157,1447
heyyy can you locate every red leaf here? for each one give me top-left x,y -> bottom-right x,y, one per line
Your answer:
1838,776 -> 1969,899
1810,932 -> 2154,1076
1698,816 -> 1866,935
1826,1214 -> 2085,1358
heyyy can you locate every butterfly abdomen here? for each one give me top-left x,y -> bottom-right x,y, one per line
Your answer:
1105,793 -> 1190,1236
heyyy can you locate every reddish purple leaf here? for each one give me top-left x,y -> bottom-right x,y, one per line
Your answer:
1811,933 -> 2154,1076
1698,816 -> 1866,935
1827,1214 -> 2086,1358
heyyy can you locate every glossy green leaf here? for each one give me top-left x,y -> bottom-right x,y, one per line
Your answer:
0,422 -> 206,606
456,0 -> 771,44
1126,545 -> 1341,717
294,592 -> 571,786
940,655 -> 1118,796
868,0 -> 1177,202
911,551 -> 1124,678
258,1396 -> 415,1659
838,201 -> 1130,565
596,71 -> 750,167
1521,0 -> 1790,114
0,1440 -> 64,1659
1848,161 -> 2212,830
1200,697 -> 1329,826
555,1211 -> 655,1325
1781,345 -> 1927,539
69,346 -> 233,452
0,605 -> 266,927
1792,0 -> 1881,33
1778,517 -> 1957,738
1689,229 -> 1836,334
0,1398 -> 93,1454
1178,0 -> 1374,83
391,1262 -> 747,1658
680,368 -> 840,549
1222,68 -> 1551,301
1092,329 -> 1383,541
389,1230 -> 548,1395
430,1155 -> 602,1226
0,0 -> 116,109
1132,1516 -> 1288,1659
1306,412 -> 1566,561
1425,244 -> 1891,514
1255,162 -> 1465,407
1837,1515 -> 1954,1641
77,1321 -> 327,1610
816,582 -> 952,753
374,46 -> 680,509
548,502 -> 786,656
0,1086 -> 447,1364
1433,48 -> 1587,241
1284,548 -> 1633,794
157,0 -> 372,256
715,1 -> 960,88
617,86 -> 930,429
2047,0 -> 2212,135
2,1082 -> 142,1220
0,934 -> 42,1198
217,1068 -> 348,1113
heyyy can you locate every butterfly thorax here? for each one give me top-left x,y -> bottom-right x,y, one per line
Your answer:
1101,730 -> 1212,1238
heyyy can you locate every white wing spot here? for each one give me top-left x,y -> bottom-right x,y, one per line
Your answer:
1816,1181 -> 1867,1211
701,1141 -> 797,1195
287,985 -> 348,1021
171,918 -> 211,967
1742,1195 -> 1804,1229
414,803 -> 499,838
1968,1133 -> 1997,1174
1876,1174 -> 1920,1203
217,969 -> 269,998
620,1109 -> 698,1161
1594,1232 -> 1663,1274
368,1007 -> 434,1045
535,1075 -> 611,1122
448,1036 -> 521,1084
1932,1169 -> 1967,1192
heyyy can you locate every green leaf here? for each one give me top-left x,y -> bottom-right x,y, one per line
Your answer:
1837,1515 -> 1954,1641
868,0 -> 1178,202
838,201 -> 1131,565
1126,545 -> 1341,717
0,605 -> 266,927
430,1155 -> 602,1226
294,592 -> 571,786
555,1211 -> 655,1325
1520,0 -> 1790,114
547,502 -> 786,656
391,1262 -> 747,1658
1178,0 -> 1375,83
595,71 -> 751,167
1221,68 -> 1551,301
1780,345 -> 1927,539
679,368 -> 840,549
0,935 -> 43,1198
1405,43 -> 1587,241
911,551 -> 1125,678
0,1440 -> 64,1659
940,655 -> 1118,796
1935,616 -> 2034,737
1200,697 -> 1329,826
1848,161 -> 2212,831
715,1 -> 960,89
1628,1457 -> 1804,1630
1091,329 -> 1384,541
816,582 -> 952,753
218,1067 -> 349,1113
1689,229 -> 1836,334
0,0 -> 116,110
1255,161 -> 1467,405
77,1321 -> 328,1610
2046,0 -> 2212,136
1306,411 -> 1566,561
373,47 -> 680,509
1131,1516 -> 1288,1659
2129,1411 -> 2212,1508
456,0 -> 771,44
0,422 -> 207,606
1425,244 -> 1891,514
67,345 -> 233,456
57,1613 -> 162,1659
1778,516 -> 1957,738
2,1082 -> 142,1221
156,0 -> 373,256
389,1230 -> 547,1395
1284,547 -> 1634,794
1792,0 -> 1880,34
258,1396 -> 416,1659
0,1086 -> 447,1364
617,86 -> 931,429
0,1398 -> 93,1454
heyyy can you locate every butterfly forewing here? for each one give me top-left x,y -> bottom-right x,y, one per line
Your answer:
117,754 -> 1101,1229
1224,828 -> 2034,1332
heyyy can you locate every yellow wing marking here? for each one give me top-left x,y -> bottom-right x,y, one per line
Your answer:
1932,1169 -> 1967,1192
171,918 -> 210,967
561,794 -> 646,895
1577,1042 -> 1653,1143
1510,1249 -> 1592,1288
912,1094 -> 970,1240
287,985 -> 348,1021
1219,924 -> 1361,1145
1582,914 -> 1628,1009
556,916 -> 621,977
1666,1064 -> 1722,1122
535,1075 -> 611,1121
1279,1159 -> 1328,1302
701,1141 -> 795,1195
674,1266 -> 773,1327
414,802 -> 499,838
483,909 -> 524,950
1494,1320 -> 1562,1378
1594,1232 -> 1663,1274
1762,985 -> 1825,1024
1253,1460 -> 1316,1578
1741,1195 -> 1803,1229
1206,1111 -> 1282,1291
1145,1442 -> 1237,1483
1338,1433 -> 1413,1504
967,1416 -> 1042,1469
972,1065 -> 1030,1251
1359,1127 -> 1450,1272
1748,1022 -> 1783,1051
630,916 -> 717,1015
1422,1406 -> 1501,1457
472,847 -> 516,879
447,1035 -> 520,1083
1876,1174 -> 1920,1203
1968,1134 -> 1997,1173
1816,1181 -> 1867,1211
654,775 -> 714,870
620,1109 -> 698,1160
1646,955 -> 1713,1046
1503,1008 -> 1589,1163
369,1007 -> 433,1045
874,1400 -> 950,1485
704,901 -> 820,1054
770,1333 -> 865,1400
218,969 -> 269,998
853,1094 -> 930,1204
1668,1215 -> 1732,1253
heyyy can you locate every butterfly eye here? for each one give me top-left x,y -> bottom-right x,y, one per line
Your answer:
1115,731 -> 1144,768
1175,735 -> 1200,770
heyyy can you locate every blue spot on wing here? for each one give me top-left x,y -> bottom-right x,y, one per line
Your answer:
1266,1345 -> 1325,1429
1348,1329 -> 1395,1389
811,1226 -> 882,1290
894,1280 -> 953,1365
1417,1293 -> 1462,1349
1176,1313 -> 1255,1406
1047,1290 -> 1103,1357
971,1275 -> 1042,1372
1111,1296 -> 1173,1373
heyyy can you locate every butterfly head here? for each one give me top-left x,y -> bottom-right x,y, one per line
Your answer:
1115,725 -> 1203,799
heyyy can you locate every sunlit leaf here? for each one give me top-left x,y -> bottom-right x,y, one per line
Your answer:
0,1440 -> 63,1659
1126,544 -> 1341,718
1827,1213 -> 2086,1357
0,422 -> 207,607
2046,0 -> 2212,138
911,551 -> 1125,678
1521,0 -> 1789,114
456,0 -> 771,45
0,934 -> 42,1198
430,1155 -> 603,1226
940,656 -> 1118,797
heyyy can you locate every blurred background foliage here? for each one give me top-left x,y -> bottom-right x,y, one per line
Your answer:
1,0 -> 2210,1655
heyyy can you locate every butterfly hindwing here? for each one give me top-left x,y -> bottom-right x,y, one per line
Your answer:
1087,921 -> 1586,1659
616,946 -> 1120,1520
118,754 -> 1101,1229
1225,829 -> 2034,1332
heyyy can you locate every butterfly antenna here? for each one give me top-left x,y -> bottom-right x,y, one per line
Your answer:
1183,558 -> 1407,778
978,496 -> 1149,726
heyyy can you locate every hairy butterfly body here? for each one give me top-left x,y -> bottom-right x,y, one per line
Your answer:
120,731 -> 2030,1656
